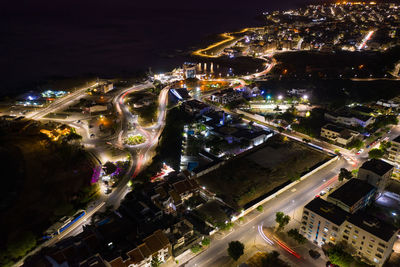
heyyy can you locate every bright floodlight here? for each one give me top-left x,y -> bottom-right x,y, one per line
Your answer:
278,95 -> 283,100
303,95 -> 308,100
392,212 -> 397,216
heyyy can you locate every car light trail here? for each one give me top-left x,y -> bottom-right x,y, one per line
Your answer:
258,223 -> 274,245
357,30 -> 374,50
271,236 -> 301,259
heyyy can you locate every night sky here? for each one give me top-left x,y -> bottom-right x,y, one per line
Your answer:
1,0 -> 318,95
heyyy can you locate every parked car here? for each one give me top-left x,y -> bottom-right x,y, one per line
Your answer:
309,249 -> 321,259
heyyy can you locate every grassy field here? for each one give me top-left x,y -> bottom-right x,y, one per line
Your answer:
197,135 -> 331,210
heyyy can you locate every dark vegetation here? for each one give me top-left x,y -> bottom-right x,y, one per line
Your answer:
0,121 -> 95,266
136,107 -> 193,183
197,135 -> 330,209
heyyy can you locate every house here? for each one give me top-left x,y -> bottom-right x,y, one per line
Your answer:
210,88 -> 242,104
108,230 -> 171,267
326,179 -> 376,214
25,224 -> 171,267
324,112 -> 375,128
357,159 -> 394,194
182,100 -> 211,116
320,124 -> 361,146
166,219 -> 197,254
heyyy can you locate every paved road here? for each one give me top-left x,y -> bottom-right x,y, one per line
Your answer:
185,158 -> 349,267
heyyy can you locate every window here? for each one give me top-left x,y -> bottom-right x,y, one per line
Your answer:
373,258 -> 379,264
369,244 -> 374,248
370,238 -> 375,243
377,247 -> 384,253
332,226 -> 339,231
303,216 -> 308,220
344,229 -> 350,234
352,240 -> 356,245
367,250 -> 371,254
378,242 -> 386,248
324,227 -> 329,233
346,224 -> 352,229
343,235 -> 349,240
375,253 -> 382,259
359,246 -> 362,250
355,230 -> 359,234
304,211 -> 309,215
353,235 -> 358,239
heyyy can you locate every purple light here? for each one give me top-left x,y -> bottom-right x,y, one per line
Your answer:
91,166 -> 101,184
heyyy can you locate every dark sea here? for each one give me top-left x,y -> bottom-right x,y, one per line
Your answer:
1,0 -> 315,96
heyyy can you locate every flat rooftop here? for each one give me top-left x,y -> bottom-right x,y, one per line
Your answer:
304,197 -> 350,226
328,178 -> 376,208
347,211 -> 398,242
360,159 -> 394,176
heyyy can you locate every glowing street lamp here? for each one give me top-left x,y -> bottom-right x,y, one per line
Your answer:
303,95 -> 308,100
278,95 -> 283,100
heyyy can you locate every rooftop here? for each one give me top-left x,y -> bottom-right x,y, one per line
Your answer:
328,178 -> 376,208
360,159 -> 394,176
392,135 -> 400,144
322,124 -> 344,133
347,211 -> 398,242
304,197 -> 350,226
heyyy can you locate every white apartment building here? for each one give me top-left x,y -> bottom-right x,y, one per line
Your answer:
388,135 -> 400,166
300,197 -> 398,266
357,159 -> 394,194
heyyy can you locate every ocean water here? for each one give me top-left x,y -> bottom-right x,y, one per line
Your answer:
1,1 -> 309,96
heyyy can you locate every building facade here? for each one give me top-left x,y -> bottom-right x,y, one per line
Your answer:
357,159 -> 394,194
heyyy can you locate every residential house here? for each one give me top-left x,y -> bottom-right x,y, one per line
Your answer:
320,124 -> 361,146
210,88 -> 242,104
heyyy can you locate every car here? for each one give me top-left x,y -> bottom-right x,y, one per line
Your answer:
328,187 -> 333,192
320,191 -> 326,196
309,249 -> 321,259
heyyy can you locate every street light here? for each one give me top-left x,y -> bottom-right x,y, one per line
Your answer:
303,95 -> 308,100
278,95 -> 283,100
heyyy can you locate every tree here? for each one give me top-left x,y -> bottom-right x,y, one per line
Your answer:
261,251 -> 289,267
201,238 -> 211,246
151,257 -> 162,267
368,148 -> 385,159
275,212 -> 290,231
346,139 -> 364,150
6,232 -> 37,259
228,241 -> 244,261
287,229 -> 306,244
327,243 -> 354,267
190,244 -> 202,253
257,205 -> 264,212
380,141 -> 391,151
338,168 -> 352,182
